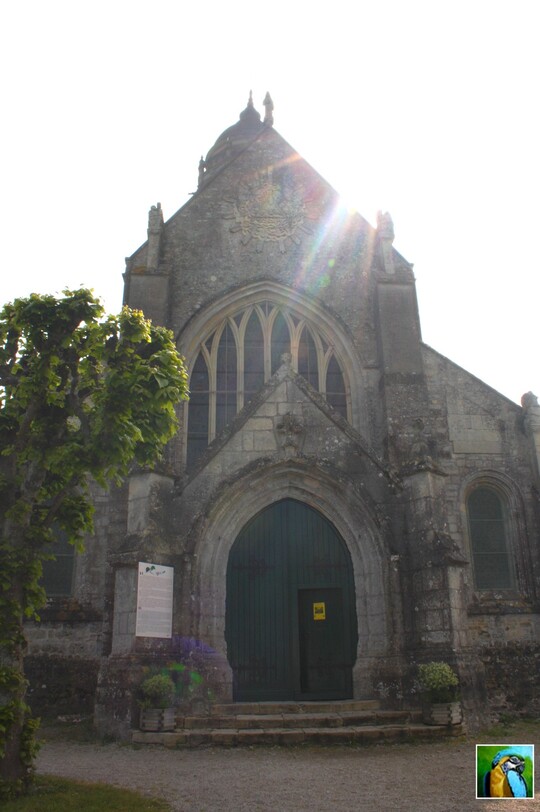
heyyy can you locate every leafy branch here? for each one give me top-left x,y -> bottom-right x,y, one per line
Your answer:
0,289 -> 188,797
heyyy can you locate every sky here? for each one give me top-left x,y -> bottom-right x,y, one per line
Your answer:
1,0 -> 538,404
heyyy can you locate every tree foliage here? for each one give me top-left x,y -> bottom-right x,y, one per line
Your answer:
0,289 -> 188,796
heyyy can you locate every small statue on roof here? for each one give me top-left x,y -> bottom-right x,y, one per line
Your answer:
377,210 -> 394,242
521,391 -> 539,410
148,202 -> 163,233
198,156 -> 207,187
263,92 -> 274,126
376,211 -> 395,274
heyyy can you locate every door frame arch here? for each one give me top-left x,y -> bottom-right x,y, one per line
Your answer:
187,461 -> 391,700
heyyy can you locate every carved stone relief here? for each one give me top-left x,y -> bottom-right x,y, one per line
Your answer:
274,411 -> 305,457
223,170 -> 311,252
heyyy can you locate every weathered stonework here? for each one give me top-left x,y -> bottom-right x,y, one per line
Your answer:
25,95 -> 539,736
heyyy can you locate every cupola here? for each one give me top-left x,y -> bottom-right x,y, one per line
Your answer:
198,91 -> 273,188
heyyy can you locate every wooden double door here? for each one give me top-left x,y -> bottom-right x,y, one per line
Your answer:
225,499 -> 358,701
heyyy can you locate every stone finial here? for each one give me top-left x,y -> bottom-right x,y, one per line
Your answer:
263,92 -> 274,126
146,203 -> 163,272
376,210 -> 395,275
522,391 -> 540,480
377,210 -> 395,242
198,156 -> 207,188
522,392 -> 540,431
521,391 -> 539,410
148,202 -> 163,234
247,89 -> 254,108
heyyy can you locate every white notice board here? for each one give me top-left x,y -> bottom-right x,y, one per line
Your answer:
135,562 -> 174,638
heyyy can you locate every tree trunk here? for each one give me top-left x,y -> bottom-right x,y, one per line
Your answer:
0,709 -> 26,784
0,540 -> 35,797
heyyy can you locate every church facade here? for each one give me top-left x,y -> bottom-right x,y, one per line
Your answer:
26,94 -> 540,735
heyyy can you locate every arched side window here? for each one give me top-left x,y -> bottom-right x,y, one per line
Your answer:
41,528 -> 75,597
467,485 -> 514,590
186,301 -> 351,469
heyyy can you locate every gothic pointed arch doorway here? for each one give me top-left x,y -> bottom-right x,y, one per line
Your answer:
225,499 -> 358,701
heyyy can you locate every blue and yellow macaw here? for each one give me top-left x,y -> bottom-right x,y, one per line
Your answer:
484,749 -> 528,797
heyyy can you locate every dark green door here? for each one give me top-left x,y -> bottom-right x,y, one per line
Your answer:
225,499 -> 357,701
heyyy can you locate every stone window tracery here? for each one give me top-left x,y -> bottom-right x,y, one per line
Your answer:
186,301 -> 349,469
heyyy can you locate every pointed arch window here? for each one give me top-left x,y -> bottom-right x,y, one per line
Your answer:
216,323 -> 237,434
467,485 -> 514,590
325,354 -> 347,419
187,351 -> 210,471
297,327 -> 319,390
186,303 -> 351,469
244,310 -> 264,405
270,311 -> 291,374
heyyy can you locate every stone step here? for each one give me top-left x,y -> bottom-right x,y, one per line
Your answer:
132,699 -> 458,748
132,722 -> 464,748
208,699 -> 381,716
178,708 -> 423,731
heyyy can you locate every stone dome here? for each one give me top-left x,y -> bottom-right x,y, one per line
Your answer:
198,92 -> 268,186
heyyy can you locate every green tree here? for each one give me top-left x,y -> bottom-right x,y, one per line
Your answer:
0,290 -> 188,797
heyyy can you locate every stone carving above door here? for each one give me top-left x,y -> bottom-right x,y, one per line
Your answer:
223,171 -> 312,252
274,411 -> 306,456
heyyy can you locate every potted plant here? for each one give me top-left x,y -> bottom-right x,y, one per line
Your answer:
417,661 -> 462,725
138,673 -> 176,732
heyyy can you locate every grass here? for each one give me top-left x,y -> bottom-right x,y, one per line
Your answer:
471,715 -> 540,744
2,775 -> 172,812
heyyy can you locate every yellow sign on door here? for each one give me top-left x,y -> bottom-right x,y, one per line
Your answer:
313,602 -> 326,621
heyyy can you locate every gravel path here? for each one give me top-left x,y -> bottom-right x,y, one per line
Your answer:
37,735 -> 540,811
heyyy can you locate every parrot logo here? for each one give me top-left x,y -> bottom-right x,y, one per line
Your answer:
484,749 -> 528,798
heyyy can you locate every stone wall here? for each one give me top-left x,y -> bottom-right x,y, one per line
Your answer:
466,613 -> 540,720
24,597 -> 104,719
25,655 -> 100,719
25,599 -> 103,658
479,642 -> 540,717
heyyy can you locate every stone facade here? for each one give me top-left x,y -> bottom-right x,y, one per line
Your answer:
25,94 -> 540,735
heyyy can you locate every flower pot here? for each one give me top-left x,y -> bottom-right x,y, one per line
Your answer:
139,707 -> 176,732
422,701 -> 462,726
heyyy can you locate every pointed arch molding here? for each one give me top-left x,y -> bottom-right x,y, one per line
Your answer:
177,281 -> 368,440
185,461 -> 392,693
